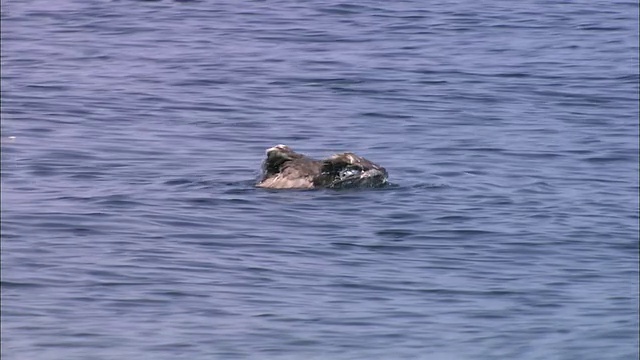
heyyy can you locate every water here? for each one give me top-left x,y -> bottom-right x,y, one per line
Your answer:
1,1 -> 638,359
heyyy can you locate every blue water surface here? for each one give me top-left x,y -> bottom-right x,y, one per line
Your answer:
1,0 -> 638,359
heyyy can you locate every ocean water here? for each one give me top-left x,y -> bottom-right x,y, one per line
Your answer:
1,1 -> 638,359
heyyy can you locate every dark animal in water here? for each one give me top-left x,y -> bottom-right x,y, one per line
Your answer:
257,144 -> 388,189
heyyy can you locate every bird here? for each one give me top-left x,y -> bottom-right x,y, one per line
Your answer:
257,144 -> 388,189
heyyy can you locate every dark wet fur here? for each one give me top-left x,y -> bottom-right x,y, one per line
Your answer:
257,145 -> 388,189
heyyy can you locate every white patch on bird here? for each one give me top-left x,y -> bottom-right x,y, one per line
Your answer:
266,144 -> 287,154
339,168 -> 361,179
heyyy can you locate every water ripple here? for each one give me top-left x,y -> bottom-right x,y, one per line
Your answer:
1,0 -> 638,360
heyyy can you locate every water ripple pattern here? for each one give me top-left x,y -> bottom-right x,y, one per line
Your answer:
1,1 -> 638,359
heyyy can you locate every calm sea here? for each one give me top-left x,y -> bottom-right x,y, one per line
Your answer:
1,1 -> 638,359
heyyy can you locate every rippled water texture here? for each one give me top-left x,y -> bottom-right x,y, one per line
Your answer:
1,1 -> 639,359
